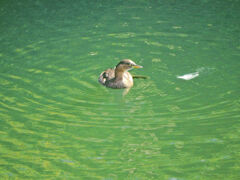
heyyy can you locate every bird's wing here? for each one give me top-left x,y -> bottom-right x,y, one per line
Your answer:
98,68 -> 115,85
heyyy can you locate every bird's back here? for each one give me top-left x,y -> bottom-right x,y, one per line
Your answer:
98,68 -> 115,86
99,69 -> 133,89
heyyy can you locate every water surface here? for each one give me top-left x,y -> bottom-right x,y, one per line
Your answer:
0,0 -> 240,179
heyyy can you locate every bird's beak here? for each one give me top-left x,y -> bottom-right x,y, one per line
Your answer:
132,65 -> 143,69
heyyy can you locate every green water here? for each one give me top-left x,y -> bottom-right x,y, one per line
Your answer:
0,0 -> 240,179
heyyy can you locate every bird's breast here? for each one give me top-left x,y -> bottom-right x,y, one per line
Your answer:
122,72 -> 133,87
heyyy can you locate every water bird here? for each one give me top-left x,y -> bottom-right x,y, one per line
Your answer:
98,59 -> 144,90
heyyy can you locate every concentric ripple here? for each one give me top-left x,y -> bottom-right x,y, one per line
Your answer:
1,0 -> 240,179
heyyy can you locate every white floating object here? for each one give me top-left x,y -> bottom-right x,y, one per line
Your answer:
177,72 -> 199,80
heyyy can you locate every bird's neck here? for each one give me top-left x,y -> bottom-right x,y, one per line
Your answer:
115,67 -> 125,80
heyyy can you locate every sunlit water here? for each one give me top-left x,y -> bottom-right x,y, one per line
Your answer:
0,0 -> 240,179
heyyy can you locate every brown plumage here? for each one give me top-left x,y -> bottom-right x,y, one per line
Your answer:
98,59 -> 143,89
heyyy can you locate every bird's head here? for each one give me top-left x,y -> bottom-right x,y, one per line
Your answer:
116,59 -> 143,71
